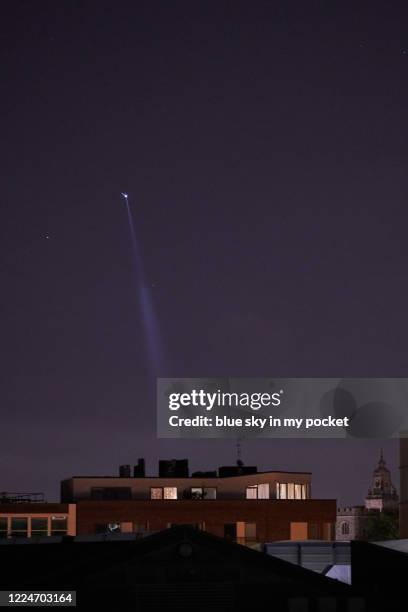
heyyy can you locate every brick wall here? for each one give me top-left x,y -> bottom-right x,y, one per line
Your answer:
76,499 -> 336,541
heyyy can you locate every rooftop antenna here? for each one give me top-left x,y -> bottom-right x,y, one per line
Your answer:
236,438 -> 243,467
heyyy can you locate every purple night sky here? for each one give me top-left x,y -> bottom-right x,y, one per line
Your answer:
2,1 -> 407,504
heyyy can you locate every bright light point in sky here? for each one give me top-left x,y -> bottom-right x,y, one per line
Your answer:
121,192 -> 128,199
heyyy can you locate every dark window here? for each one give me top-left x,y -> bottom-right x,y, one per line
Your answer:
51,517 -> 67,535
91,487 -> 132,501
11,517 -> 28,537
204,487 -> 217,500
94,523 -> 121,534
0,518 -> 7,538
168,523 -> 203,530
224,523 -> 237,540
341,522 -> 350,536
31,518 -> 48,537
91,488 -> 104,500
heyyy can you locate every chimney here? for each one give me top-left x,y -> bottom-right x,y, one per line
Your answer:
119,464 -> 131,478
133,458 -> 145,478
159,459 -> 189,477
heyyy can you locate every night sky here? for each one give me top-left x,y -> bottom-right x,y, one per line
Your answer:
2,1 -> 408,504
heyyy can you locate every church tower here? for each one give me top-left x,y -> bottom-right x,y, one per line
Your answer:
365,449 -> 398,511
400,435 -> 408,537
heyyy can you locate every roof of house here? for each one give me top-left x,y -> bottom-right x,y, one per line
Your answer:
0,525 -> 350,602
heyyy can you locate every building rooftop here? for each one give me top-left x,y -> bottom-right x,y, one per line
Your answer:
66,469 -> 312,479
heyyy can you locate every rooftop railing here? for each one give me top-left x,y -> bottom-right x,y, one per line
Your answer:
0,492 -> 45,503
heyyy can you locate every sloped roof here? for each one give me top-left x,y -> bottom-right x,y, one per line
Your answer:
0,526 -> 350,600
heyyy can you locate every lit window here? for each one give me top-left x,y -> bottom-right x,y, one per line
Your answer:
190,487 -> 216,500
246,486 -> 258,499
120,522 -> 133,533
150,487 -> 177,499
246,484 -> 269,499
277,483 -> 287,499
258,484 -> 269,499
245,523 -> 257,541
191,487 -> 203,499
277,483 -> 307,499
164,487 -> 177,499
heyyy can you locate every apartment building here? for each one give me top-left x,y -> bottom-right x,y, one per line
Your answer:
61,460 -> 336,543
